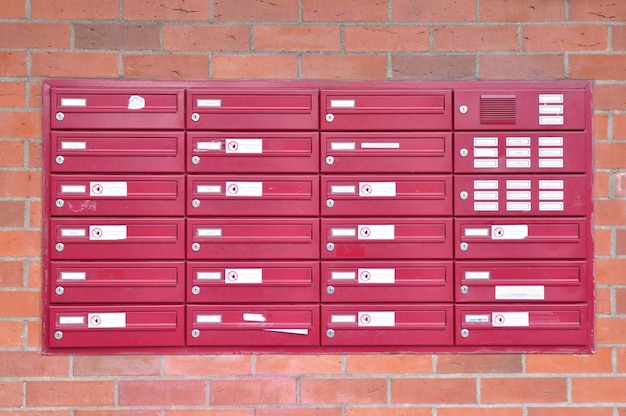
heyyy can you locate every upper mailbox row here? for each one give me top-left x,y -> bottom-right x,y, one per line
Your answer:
50,87 -> 587,132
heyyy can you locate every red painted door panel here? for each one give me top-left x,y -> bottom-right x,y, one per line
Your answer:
188,218 -> 320,260
51,175 -> 184,217
50,131 -> 185,173
187,131 -> 319,173
321,261 -> 452,303
456,304 -> 589,347
454,88 -> 588,131
453,132 -> 587,173
455,260 -> 588,303
320,89 -> 452,131
321,132 -> 452,173
50,261 -> 184,304
50,87 -> 184,130
455,218 -> 587,260
187,261 -> 320,303
49,305 -> 185,349
322,218 -> 453,260
50,218 -> 185,260
188,175 -> 319,217
187,88 -> 318,130
322,175 -> 452,217
321,304 -> 453,346
454,175 -> 587,217
187,305 -> 320,346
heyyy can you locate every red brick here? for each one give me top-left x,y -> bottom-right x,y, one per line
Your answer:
594,142 -> 626,168
528,408 -> 613,416
0,230 -> 41,257
0,290 -> 40,317
392,378 -> 476,404
0,321 -> 23,347
301,378 -> 386,405
124,54 -> 208,79
302,55 -> 386,80
211,378 -> 296,406
27,380 -> 114,407
437,354 -> 522,374
597,317 -> 626,344
0,51 -> 27,77
594,171 -> 609,198
0,381 -> 23,407
256,354 -> 342,375
596,287 -> 611,315
303,0 -> 387,22
0,23 -> 70,48
480,0 -> 563,21
164,355 -> 252,376
614,26 -> 626,51
214,0 -> 298,21
617,229 -> 626,255
480,54 -> 564,79
75,23 -> 161,50
28,261 -> 42,289
257,410 -> 342,416
523,25 -> 607,51
119,379 -> 205,406
616,348 -> 626,372
74,355 -> 161,376
0,412 -> 68,416
0,0 -> 25,18
526,348 -> 612,373
393,0 -> 476,22
124,0 -> 209,20
75,411 -> 161,416
167,411 -> 252,416
347,409 -> 431,416
594,84 -> 626,111
29,81 -> 43,109
164,25 -> 250,51
32,52 -> 119,78
595,200 -> 626,225
572,377 -> 626,402
570,54 -> 626,80
255,26 -> 340,52
213,55 -> 298,79
570,0 -> 626,21
347,354 -> 431,374
392,55 -> 476,80
0,82 -> 25,107
0,200 -> 24,227
345,26 -> 429,52
29,200 -> 42,229
0,261 -> 24,287
32,0 -> 118,19
481,377 -> 567,403
439,409 -> 522,416
29,140 -> 42,169
616,289 -> 626,314
434,26 -> 518,52
615,114 -> 626,139
594,114 -> 608,140
0,140 -> 24,167
27,320 -> 41,348
0,112 -> 41,139
0,171 -> 42,198
594,227 -> 611,256
596,258 -> 626,284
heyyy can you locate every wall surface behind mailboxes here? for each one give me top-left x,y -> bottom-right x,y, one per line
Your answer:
1,0 -> 625,414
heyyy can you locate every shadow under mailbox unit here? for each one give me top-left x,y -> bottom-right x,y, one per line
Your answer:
43,80 -> 593,353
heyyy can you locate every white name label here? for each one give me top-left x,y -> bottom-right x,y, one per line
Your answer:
359,182 -> 396,197
358,311 -> 395,327
88,312 -> 126,328
495,286 -> 545,300
225,139 -> 263,154
225,268 -> 262,284
226,182 -> 262,197
361,142 -> 400,149
90,182 -> 127,197
60,272 -> 86,280
89,225 -> 127,240
491,225 -> 528,240
60,141 -> 87,150
357,268 -> 395,284
492,312 -> 530,327
358,225 -> 395,240
196,141 -> 222,151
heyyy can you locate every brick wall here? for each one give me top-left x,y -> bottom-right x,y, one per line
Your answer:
1,0 -> 625,414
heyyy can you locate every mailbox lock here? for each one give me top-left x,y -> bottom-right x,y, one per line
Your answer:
326,285 -> 335,295
459,191 -> 469,200
191,156 -> 200,165
191,242 -> 201,252
326,242 -> 335,252
459,148 -> 469,157
459,105 -> 468,114
326,329 -> 335,338
325,156 -> 335,165
191,199 -> 201,208
55,199 -> 65,208
460,285 -> 469,295
460,242 -> 469,251
460,328 -> 470,338
326,199 -> 335,208
55,286 -> 64,296
191,329 -> 200,338
55,155 -> 65,165
325,113 -> 334,122
55,112 -> 65,121
191,285 -> 200,295
54,331 -> 63,340
191,112 -> 200,122
55,243 -> 64,252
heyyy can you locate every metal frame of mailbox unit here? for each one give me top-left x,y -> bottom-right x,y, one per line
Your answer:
42,79 -> 593,354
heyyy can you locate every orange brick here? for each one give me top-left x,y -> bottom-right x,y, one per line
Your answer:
526,348 -> 612,373
614,26 -> 626,51
256,354 -> 342,375
0,51 -> 27,77
594,171 -> 609,198
617,229 -> 626,254
480,54 -> 564,80
594,114 -> 608,140
594,142 -> 626,168
392,55 -> 476,80
255,26 -> 340,52
0,171 -> 42,197
0,140 -> 24,167
347,354 -> 431,374
345,26 -> 429,52
28,261 -> 42,289
595,258 -> 626,284
0,200 -> 24,227
480,0 -> 564,21
32,52 -> 118,78
27,320 -> 41,348
616,347 -> 626,372
439,409 -> 522,416
29,140 -> 42,169
214,0 -> 298,21
594,84 -> 626,111
437,354 -> 522,374
32,0 -> 118,18
596,286 -> 611,315
570,0 -> 626,21
594,227 -> 611,256
347,409 -> 431,416
119,379 -> 205,406
391,378 -> 476,404
570,54 -> 626,80
0,112 -> 41,139
392,0 -> 476,22
0,230 -> 41,257
481,377 -> 567,403
211,378 -> 296,406
0,290 -> 40,317
29,200 -> 42,229
30,81 -> 43,109
0,82 -> 25,107
164,25 -> 250,51
597,317 -> 626,344
213,55 -> 298,79
76,23 -> 161,50
434,26 -> 518,52
301,378 -> 386,405
303,0 -> 387,22
0,0 -> 25,17
302,55 -> 387,80
124,0 -> 209,20
0,23 -> 70,49
0,412 -> 69,416
572,377 -> 626,402
523,25 -> 607,51
27,380 -> 115,407
595,200 -> 626,225
74,355 -> 161,376
164,355 -> 252,376
167,410 -> 252,416
0,261 -> 24,287
0,381 -> 23,407
0,321 -> 23,347
257,410 -> 342,416
124,54 -> 209,79
615,114 -> 626,139
616,289 -> 626,314
76,411 -> 161,416
528,408 -> 613,416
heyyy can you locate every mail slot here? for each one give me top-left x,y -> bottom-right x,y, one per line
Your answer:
188,218 -> 319,260
321,132 -> 452,173
187,304 -> 320,346
454,175 -> 587,217
453,132 -> 588,173
50,218 -> 185,260
456,304 -> 589,346
187,261 -> 319,303
321,261 -> 452,303
322,175 -> 452,217
50,261 -> 185,304
321,304 -> 453,346
51,175 -> 184,217
188,131 -> 319,173
322,218 -> 452,260
454,87 -> 588,131
455,260 -> 588,303
50,86 -> 184,130
321,89 -> 452,131
48,305 -> 185,349
187,88 -> 318,130
456,218 -> 588,259
188,175 -> 319,217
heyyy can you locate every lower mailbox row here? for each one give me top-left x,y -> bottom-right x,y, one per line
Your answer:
48,304 -> 590,351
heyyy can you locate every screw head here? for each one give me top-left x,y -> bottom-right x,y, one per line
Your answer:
326,285 -> 335,295
461,328 -> 470,338
191,242 -> 200,252
191,199 -> 201,208
55,199 -> 65,208
55,112 -> 65,121
460,285 -> 469,295
55,286 -> 65,295
191,113 -> 200,122
191,286 -> 200,295
325,155 -> 335,165
325,113 -> 334,122
460,242 -> 469,251
459,191 -> 469,200
54,331 -> 63,340
326,329 -> 335,338
460,148 -> 469,157
56,155 -> 65,165
55,243 -> 64,252
326,242 -> 335,252
191,329 -> 200,338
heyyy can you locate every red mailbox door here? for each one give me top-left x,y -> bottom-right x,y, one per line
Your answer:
454,175 -> 587,217
322,218 -> 452,260
455,260 -> 588,303
48,305 -> 185,349
50,261 -> 185,304
187,305 -> 320,347
320,89 -> 452,131
321,261 -> 452,303
187,261 -> 319,303
188,218 -> 319,260
187,175 -> 319,217
187,88 -> 318,130
321,175 -> 452,217
51,175 -> 184,217
50,218 -> 185,260
321,132 -> 452,173
456,304 -> 589,347
321,304 -> 453,346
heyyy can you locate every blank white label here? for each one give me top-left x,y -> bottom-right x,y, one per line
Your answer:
59,316 -> 85,325
474,148 -> 498,157
90,182 -> 127,197
491,225 -> 528,240
539,105 -> 564,114
474,159 -> 498,168
506,148 -> 531,157
506,159 -> 531,168
358,268 -> 395,284
197,314 -> 222,323
474,180 -> 498,189
506,191 -> 531,200
197,271 -> 222,280
225,268 -> 262,284
88,312 -> 126,328
243,313 -> 266,322
331,271 -> 356,280
197,99 -> 221,107
331,142 -> 356,150
60,141 -> 87,150
60,272 -> 86,280
196,141 -> 222,151
506,137 -> 531,146
61,228 -> 86,237
506,180 -> 531,189
331,228 -> 356,237
225,139 -> 262,154
474,137 -> 498,146
265,328 -> 309,335
61,185 -> 86,194
358,311 -> 395,327
539,137 -> 563,146
539,191 -> 564,200
539,180 -> 564,189
540,116 -> 564,125
539,159 -> 564,168
226,182 -> 262,196
474,191 -> 498,200
89,225 -> 127,240
330,99 -> 355,108
539,148 -> 563,157
361,142 -> 399,149
464,228 -> 490,237
540,202 -> 564,211
358,225 -> 394,240
61,98 -> 87,107
197,228 -> 222,237
197,185 -> 221,194
331,314 -> 356,323
539,94 -> 563,104
331,185 -> 356,194
128,95 -> 145,110
492,312 -> 529,327
474,202 -> 499,211
359,182 -> 396,197
465,271 -> 490,280
465,314 -> 490,323
507,202 -> 531,211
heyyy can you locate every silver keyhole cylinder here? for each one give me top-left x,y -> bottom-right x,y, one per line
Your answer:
459,105 -> 468,114
54,331 -> 63,340
326,199 -> 335,208
460,285 -> 469,295
326,156 -> 335,165
191,242 -> 200,252
191,113 -> 200,122
191,286 -> 200,295
325,113 -> 334,122
326,285 -> 335,295
459,148 -> 469,157
56,112 -> 65,121
459,191 -> 469,200
460,328 -> 470,338
55,243 -> 64,252
55,286 -> 65,295
460,242 -> 469,251
326,242 -> 335,252
191,156 -> 200,165
56,199 -> 65,208
191,199 -> 201,208
191,329 -> 200,338
56,155 -> 65,165
326,329 -> 335,338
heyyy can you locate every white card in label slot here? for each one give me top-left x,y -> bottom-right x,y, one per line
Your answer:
197,228 -> 222,237
225,268 -> 262,284
197,185 -> 222,194
359,182 -> 396,197
539,94 -> 563,104
61,98 -> 87,107
358,268 -> 395,284
60,272 -> 86,280
506,148 -> 531,157
331,142 -> 356,151
358,311 -> 395,327
331,271 -> 356,280
265,328 -> 309,335
330,99 -> 356,108
465,314 -> 490,323
540,202 -> 564,211
361,142 -> 400,149
506,191 -> 531,200
492,311 -> 529,327
464,228 -> 490,237
474,180 -> 498,190
539,105 -> 564,114
197,99 -> 222,108
61,185 -> 86,194
506,159 -> 531,168
90,181 -> 127,197
474,159 -> 498,168
89,225 -> 127,241
540,116 -> 564,125
539,148 -> 563,157
59,316 -> 85,325
507,202 -> 531,211
474,191 -> 498,200
225,139 -> 262,154
506,137 -> 531,146
539,180 -> 563,189
491,225 -> 528,240
196,141 -> 222,151
197,314 -> 222,323
243,313 -> 266,322
506,180 -> 531,189
473,137 -> 498,146
331,314 -> 356,323
331,185 -> 356,194
474,202 -> 499,211
226,181 -> 262,197
88,312 -> 126,328
358,225 -> 394,240
60,141 -> 87,150
61,229 -> 86,237
465,271 -> 490,280
474,148 -> 498,157
538,137 -> 563,146
196,271 -> 222,280
539,191 -> 563,200
331,228 -> 356,237
496,285 -> 545,300
539,159 -> 564,168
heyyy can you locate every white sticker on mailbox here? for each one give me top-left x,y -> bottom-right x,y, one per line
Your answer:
331,314 -> 356,323
491,225 -> 528,240
225,268 -> 262,284
61,98 -> 87,107
60,141 -> 87,150
243,313 -> 266,322
465,314 -> 490,323
226,182 -> 262,197
197,314 -> 222,323
331,228 -> 356,237
90,182 -> 127,197
330,99 -> 355,108
197,271 -> 222,280
492,312 -> 530,327
197,99 -> 222,108
88,312 -> 126,328
361,142 -> 400,149
60,272 -> 86,280
359,182 -> 396,197
331,271 -> 356,280
61,185 -> 86,194
61,228 -> 86,237
465,271 -> 490,280
197,185 -> 222,194
358,268 -> 395,284
59,316 -> 85,325
358,311 -> 395,327
331,185 -> 356,194
464,228 -> 490,237
358,225 -> 395,240
128,95 -> 145,110
495,285 -> 545,300
331,142 -> 356,151
196,141 -> 222,151
197,228 -> 222,237
225,139 -> 263,154
89,225 -> 127,240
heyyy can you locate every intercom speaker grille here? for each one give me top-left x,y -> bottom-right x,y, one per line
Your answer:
480,95 -> 516,124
